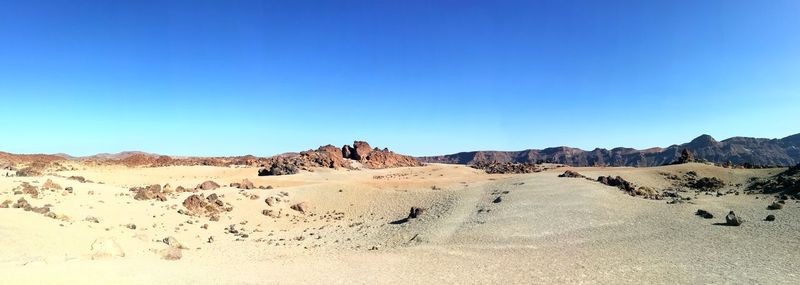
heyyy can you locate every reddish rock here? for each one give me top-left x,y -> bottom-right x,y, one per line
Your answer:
290,202 -> 309,214
197,180 -> 220,191
351,141 -> 373,161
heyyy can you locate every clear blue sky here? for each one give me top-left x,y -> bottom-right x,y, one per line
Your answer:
1,0 -> 798,157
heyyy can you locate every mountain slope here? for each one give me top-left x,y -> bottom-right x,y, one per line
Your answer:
418,133 -> 800,167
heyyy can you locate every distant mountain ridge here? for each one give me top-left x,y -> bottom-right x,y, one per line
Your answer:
417,133 -> 800,167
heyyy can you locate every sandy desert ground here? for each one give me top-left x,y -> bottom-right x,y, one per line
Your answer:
1,162 -> 797,284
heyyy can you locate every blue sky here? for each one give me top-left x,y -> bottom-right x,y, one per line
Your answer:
1,0 -> 798,157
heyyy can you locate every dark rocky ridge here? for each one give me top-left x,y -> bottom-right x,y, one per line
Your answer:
418,133 -> 800,167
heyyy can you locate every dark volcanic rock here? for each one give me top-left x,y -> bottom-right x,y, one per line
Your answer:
418,133 -> 800,167
725,211 -> 743,226
558,170 -> 586,178
748,163 -> 800,195
675,149 -> 695,164
597,176 -> 637,193
767,202 -> 783,210
686,177 -> 725,191
765,214 -> 776,221
471,161 -> 543,174
696,209 -> 714,219
408,207 -> 425,219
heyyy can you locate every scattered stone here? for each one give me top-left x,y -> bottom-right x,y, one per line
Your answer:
182,193 -> 228,219
765,214 -> 776,221
231,179 -> 255,189
197,180 -> 220,191
42,179 -> 62,190
767,202 -> 783,210
265,197 -> 277,207
20,182 -> 39,198
725,211 -> 743,226
85,216 -> 100,223
492,196 -> 502,203
162,236 -> 184,249
125,223 -> 137,230
262,209 -> 279,218
67,176 -> 87,183
290,202 -> 309,214
0,199 -> 11,208
695,209 -> 713,219
687,177 -> 725,192
408,207 -> 425,219
131,184 -> 167,202
12,198 -> 31,209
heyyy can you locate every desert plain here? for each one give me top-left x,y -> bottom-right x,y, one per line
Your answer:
1,157 -> 798,284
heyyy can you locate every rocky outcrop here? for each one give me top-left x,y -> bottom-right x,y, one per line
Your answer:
470,161 -> 547,174
258,141 -> 420,176
418,133 -> 800,167
675,149 -> 695,164
558,170 -> 586,178
748,163 -> 800,195
597,176 -> 660,199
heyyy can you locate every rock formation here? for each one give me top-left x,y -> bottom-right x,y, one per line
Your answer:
418,133 -> 800,167
258,141 -> 420,176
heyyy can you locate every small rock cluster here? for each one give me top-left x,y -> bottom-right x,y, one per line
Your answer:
558,170 -> 586,178
181,193 -> 231,221
684,172 -> 725,192
131,184 -> 167,201
748,163 -> 800,196
596,176 -> 660,199
229,179 -> 255,190
470,161 -> 549,174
